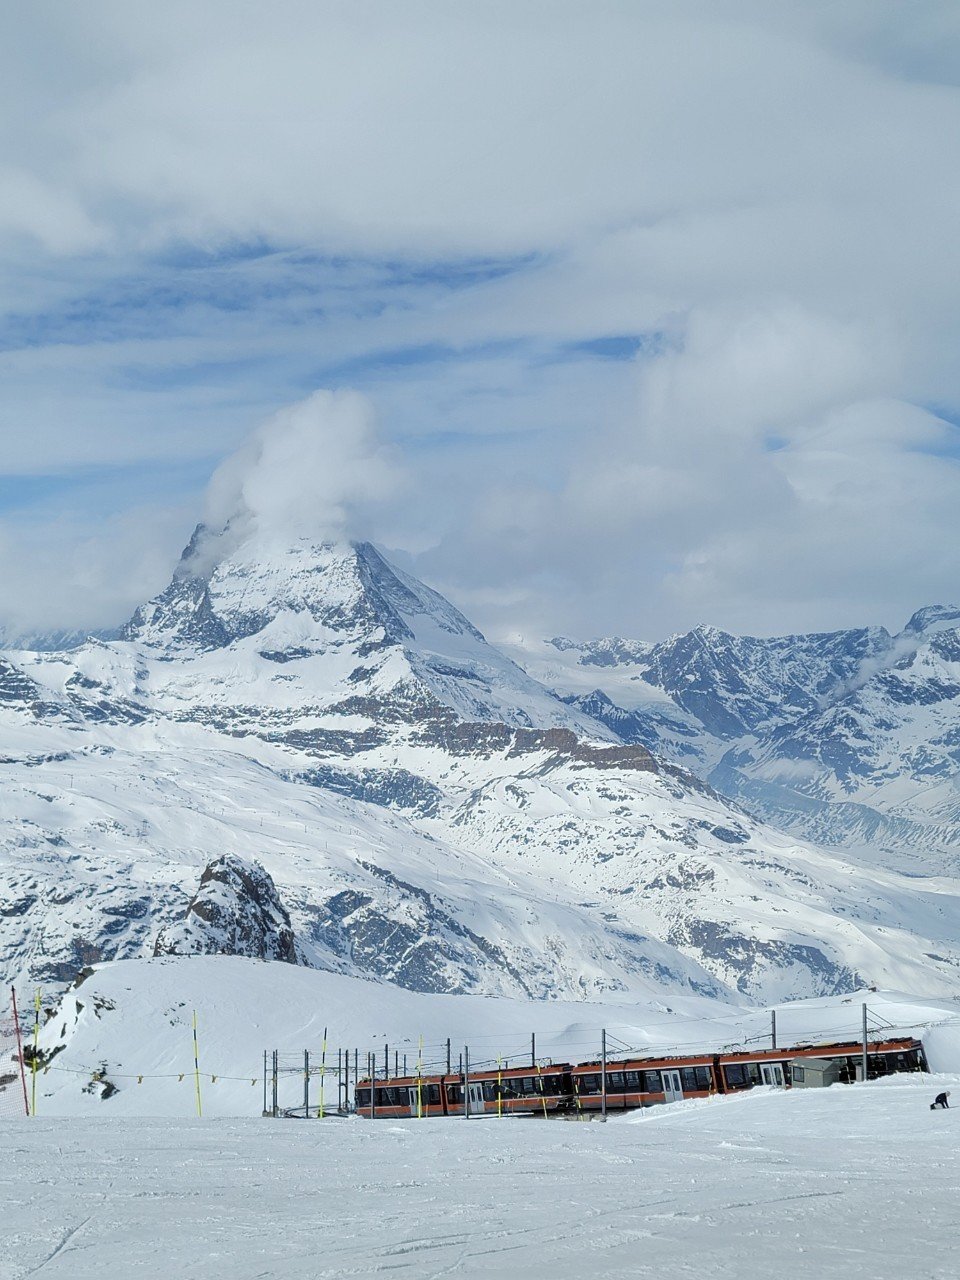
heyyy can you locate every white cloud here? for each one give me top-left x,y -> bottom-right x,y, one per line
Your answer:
0,505 -> 190,636
203,388 -> 402,545
1,3 -> 960,642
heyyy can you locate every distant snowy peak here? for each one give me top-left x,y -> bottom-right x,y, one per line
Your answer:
541,622 -> 894,739
119,524 -> 610,737
520,608 -> 960,860
0,625 -> 120,652
903,604 -> 960,635
547,635 -> 653,667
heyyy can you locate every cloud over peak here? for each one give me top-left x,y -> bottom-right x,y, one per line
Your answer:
202,389 -> 401,550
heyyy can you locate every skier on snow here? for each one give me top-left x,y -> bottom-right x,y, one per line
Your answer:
930,1091 -> 951,1109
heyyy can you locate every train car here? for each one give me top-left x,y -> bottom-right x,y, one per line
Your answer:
356,1065 -> 574,1117
716,1036 -> 926,1093
354,1037 -> 926,1117
355,1073 -> 447,1118
443,1064 -> 574,1116
571,1054 -> 719,1111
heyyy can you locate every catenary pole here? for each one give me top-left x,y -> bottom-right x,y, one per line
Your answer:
771,1010 -> 777,1050
192,1011 -> 203,1118
319,1028 -> 328,1119
417,1035 -> 424,1118
31,990 -> 41,1117
463,1046 -> 470,1118
531,1032 -> 536,1067
862,1004 -> 868,1083
303,1050 -> 310,1117
601,1029 -> 607,1121
10,988 -> 29,1117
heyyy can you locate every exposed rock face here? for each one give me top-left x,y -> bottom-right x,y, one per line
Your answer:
154,857 -> 298,964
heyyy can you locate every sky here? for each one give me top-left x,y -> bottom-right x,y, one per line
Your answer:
1,1 -> 960,643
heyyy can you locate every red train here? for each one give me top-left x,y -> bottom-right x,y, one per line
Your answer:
355,1036 -> 926,1118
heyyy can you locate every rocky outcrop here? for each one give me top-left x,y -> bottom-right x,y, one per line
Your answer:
154,856 -> 299,963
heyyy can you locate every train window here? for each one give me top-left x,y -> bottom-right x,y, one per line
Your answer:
725,1064 -> 747,1087
608,1072 -> 625,1091
680,1068 -> 698,1091
520,1076 -> 538,1095
447,1083 -> 462,1104
643,1071 -> 662,1092
578,1073 -> 601,1095
624,1071 -> 642,1090
792,1065 -> 805,1082
356,1088 -> 371,1107
426,1084 -> 441,1105
482,1081 -> 498,1102
543,1075 -> 564,1094
375,1089 -> 390,1108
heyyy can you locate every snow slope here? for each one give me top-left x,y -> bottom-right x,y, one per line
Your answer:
4,1076 -> 960,1279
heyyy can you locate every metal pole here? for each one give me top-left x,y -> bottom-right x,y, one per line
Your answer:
369,1052 -> 376,1118
11,988 -> 28,1118
262,1049 -> 268,1116
403,1053 -> 407,1075
319,1029 -> 327,1119
304,1049 -> 310,1117
272,1049 -> 278,1117
771,1010 -> 777,1050
531,1032 -> 536,1067
192,1010 -> 203,1119
463,1046 -> 470,1118
601,1029 -> 607,1121
385,1043 -> 389,1080
31,990 -> 41,1117
395,1050 -> 398,1077
446,1038 -> 451,1075
862,1003 -> 868,1083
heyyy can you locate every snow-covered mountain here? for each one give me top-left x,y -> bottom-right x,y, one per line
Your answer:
2,523 -> 958,1008
507,609 -> 960,871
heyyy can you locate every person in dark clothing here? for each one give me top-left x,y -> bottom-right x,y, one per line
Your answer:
930,1091 -> 951,1109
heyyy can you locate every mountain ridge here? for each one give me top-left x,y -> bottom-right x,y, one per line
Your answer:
1,525 -> 958,1009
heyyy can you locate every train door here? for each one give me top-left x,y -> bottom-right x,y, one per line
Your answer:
760,1063 -> 785,1088
468,1083 -> 485,1115
407,1087 -> 420,1117
662,1070 -> 683,1103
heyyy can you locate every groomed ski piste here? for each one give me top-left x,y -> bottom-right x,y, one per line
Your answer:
2,957 -> 959,1278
